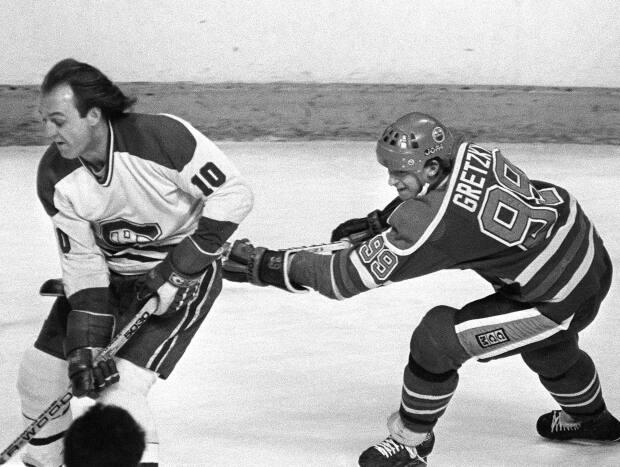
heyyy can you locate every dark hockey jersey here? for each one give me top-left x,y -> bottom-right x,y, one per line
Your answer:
37,113 -> 253,300
294,142 -> 602,306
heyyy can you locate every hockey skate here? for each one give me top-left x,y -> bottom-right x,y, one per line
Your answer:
358,432 -> 435,467
537,409 -> 620,443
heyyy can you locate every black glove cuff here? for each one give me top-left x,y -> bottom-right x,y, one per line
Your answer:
64,311 -> 115,357
67,348 -> 95,375
366,210 -> 384,235
252,249 -> 307,293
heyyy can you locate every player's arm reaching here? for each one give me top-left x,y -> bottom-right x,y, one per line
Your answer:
223,195 -> 407,300
224,234 -> 394,300
223,193 -> 452,299
330,196 -> 402,243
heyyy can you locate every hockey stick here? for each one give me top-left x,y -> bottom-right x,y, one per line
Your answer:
39,236 -> 359,297
0,296 -> 158,464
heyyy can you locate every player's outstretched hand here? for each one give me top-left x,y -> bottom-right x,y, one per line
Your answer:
330,196 -> 402,242
222,239 -> 307,293
221,239 -> 259,283
330,214 -> 380,243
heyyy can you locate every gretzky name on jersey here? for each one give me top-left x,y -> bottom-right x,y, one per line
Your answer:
451,145 -> 492,213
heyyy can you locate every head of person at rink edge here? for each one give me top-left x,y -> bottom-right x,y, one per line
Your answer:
222,112 -> 619,466
64,404 -> 146,467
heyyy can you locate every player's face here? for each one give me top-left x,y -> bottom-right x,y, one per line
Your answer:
387,169 -> 423,200
39,84 -> 96,160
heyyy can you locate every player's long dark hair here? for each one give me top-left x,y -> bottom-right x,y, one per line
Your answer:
42,58 -> 137,120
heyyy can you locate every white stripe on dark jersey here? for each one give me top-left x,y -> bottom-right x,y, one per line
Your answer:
548,224 -> 595,302
515,196 -> 577,286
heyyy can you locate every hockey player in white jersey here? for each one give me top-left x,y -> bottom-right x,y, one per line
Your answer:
17,58 -> 253,466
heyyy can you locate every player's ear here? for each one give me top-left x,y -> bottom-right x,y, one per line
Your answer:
424,159 -> 441,180
86,106 -> 103,126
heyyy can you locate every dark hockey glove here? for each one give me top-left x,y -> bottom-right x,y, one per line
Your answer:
222,239 -> 307,293
64,310 -> 119,399
136,255 -> 204,316
330,196 -> 402,243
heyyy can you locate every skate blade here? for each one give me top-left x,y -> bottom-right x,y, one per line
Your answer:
554,437 -> 620,446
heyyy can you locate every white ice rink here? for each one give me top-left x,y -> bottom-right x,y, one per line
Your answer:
1,142 -> 619,466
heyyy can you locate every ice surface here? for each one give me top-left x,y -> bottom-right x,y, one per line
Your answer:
1,142 -> 619,466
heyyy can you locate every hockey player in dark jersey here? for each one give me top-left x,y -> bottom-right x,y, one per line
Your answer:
223,112 -> 619,466
17,59 -> 253,467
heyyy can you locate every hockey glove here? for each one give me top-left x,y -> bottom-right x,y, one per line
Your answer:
222,239 -> 307,293
136,255 -> 203,316
330,196 -> 402,243
64,310 -> 119,399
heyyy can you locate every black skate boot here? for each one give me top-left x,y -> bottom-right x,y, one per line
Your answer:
358,432 -> 435,467
537,409 -> 620,443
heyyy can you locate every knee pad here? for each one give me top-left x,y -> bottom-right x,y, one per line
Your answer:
17,348 -> 70,466
17,347 -> 69,418
99,358 -> 158,438
98,358 -> 159,464
411,306 -> 470,374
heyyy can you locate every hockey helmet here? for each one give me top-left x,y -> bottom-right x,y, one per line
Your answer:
376,112 -> 456,173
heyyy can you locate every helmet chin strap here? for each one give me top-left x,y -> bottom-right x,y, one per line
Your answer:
416,182 -> 431,197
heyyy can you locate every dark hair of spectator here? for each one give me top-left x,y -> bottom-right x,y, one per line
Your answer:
42,58 -> 137,119
64,403 -> 146,467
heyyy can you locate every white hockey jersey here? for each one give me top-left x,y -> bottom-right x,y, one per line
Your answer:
37,113 -> 253,301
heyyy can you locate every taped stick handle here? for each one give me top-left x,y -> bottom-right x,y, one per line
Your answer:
0,296 -> 158,464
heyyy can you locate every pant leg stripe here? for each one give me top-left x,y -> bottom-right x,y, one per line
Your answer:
146,265 -> 216,372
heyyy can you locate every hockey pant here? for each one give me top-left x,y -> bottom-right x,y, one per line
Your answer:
400,249 -> 612,433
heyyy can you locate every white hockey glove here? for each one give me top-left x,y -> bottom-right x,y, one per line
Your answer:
137,256 -> 203,316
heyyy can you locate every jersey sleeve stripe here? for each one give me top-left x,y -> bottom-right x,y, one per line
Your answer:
336,249 -> 370,296
328,255 -> 346,300
349,249 -> 381,289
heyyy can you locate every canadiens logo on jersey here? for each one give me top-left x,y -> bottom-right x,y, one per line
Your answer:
96,218 -> 162,251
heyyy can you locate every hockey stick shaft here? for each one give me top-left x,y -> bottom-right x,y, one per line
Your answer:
39,236 -> 360,298
0,296 -> 158,464
275,238 -> 352,254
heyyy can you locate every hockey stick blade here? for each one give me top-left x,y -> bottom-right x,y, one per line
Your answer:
0,296 -> 158,464
39,278 -> 65,297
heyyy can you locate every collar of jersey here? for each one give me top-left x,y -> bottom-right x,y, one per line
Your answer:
78,120 -> 115,186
